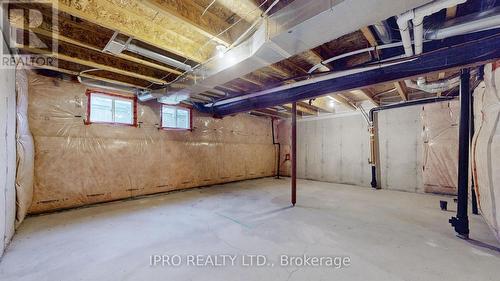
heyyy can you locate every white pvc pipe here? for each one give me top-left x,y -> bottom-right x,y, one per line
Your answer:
413,0 -> 467,55
396,11 -> 415,56
397,0 -> 467,93
308,41 -> 405,73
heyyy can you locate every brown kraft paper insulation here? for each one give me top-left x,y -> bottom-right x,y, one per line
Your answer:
28,73 -> 276,213
15,67 -> 34,225
472,62 -> 500,241
421,101 -> 459,195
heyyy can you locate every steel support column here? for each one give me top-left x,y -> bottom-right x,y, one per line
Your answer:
291,102 -> 297,206
450,68 -> 471,239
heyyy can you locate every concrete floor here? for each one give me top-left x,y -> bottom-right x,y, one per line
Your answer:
1,178 -> 499,281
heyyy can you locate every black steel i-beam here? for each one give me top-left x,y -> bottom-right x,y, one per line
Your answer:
449,68 -> 471,239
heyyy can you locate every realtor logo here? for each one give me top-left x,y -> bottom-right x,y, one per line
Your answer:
0,0 -> 58,69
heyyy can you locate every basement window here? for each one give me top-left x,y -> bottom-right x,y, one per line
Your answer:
86,90 -> 137,126
161,105 -> 191,130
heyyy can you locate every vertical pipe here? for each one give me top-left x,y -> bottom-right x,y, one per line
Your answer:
470,89 -> 479,215
369,123 -> 379,189
291,102 -> 297,206
271,118 -> 281,179
449,68 -> 470,239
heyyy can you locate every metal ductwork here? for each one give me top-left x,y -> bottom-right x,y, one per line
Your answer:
163,0 -> 433,100
103,32 -> 192,72
372,21 -> 394,44
126,44 -> 192,72
425,6 -> 500,40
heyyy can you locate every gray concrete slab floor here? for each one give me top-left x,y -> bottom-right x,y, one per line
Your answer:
0,178 -> 499,281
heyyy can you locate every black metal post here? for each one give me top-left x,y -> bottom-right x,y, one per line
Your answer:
449,68 -> 471,239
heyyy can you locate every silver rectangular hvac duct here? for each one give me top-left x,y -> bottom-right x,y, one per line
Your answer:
163,0 -> 433,100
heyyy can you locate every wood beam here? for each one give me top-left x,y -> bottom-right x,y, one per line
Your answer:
34,65 -> 149,89
301,99 -> 333,113
282,103 -> 318,116
140,0 -> 232,46
393,82 -> 408,101
308,50 -> 329,71
18,4 -> 182,75
360,26 -> 378,47
351,89 -> 379,106
297,101 -> 322,114
446,6 -> 458,19
333,94 -> 357,111
254,109 -> 290,119
53,0 -> 213,62
214,0 -> 261,23
239,76 -> 264,87
12,22 -> 183,76
18,45 -> 167,84
360,26 -> 380,60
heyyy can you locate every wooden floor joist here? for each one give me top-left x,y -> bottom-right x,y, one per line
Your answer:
18,45 -> 168,85
394,82 -> 408,101
34,65 -> 148,89
15,26 -> 183,76
52,0 -> 214,62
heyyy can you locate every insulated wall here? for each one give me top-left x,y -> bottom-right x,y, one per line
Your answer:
421,101 -> 459,194
472,62 -> 500,241
28,73 -> 276,213
0,35 -> 17,256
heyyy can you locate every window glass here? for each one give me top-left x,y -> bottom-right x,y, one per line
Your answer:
114,99 -> 133,124
176,109 -> 190,129
161,105 -> 190,129
90,95 -> 113,123
162,106 -> 176,128
88,92 -> 135,125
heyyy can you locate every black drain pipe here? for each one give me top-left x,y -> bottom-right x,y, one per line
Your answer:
368,96 -> 456,189
450,68 -> 471,239
271,118 -> 281,179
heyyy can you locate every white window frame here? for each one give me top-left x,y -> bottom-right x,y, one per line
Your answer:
161,104 -> 191,130
86,91 -> 136,126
